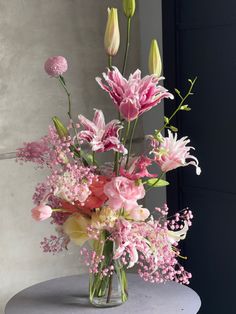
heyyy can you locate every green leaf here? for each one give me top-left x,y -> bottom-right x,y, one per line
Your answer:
170,125 -> 178,132
146,178 -> 170,187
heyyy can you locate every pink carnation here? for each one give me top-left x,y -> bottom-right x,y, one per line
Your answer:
31,204 -> 52,221
44,56 -> 68,77
104,176 -> 145,211
96,67 -> 174,121
150,130 -> 201,175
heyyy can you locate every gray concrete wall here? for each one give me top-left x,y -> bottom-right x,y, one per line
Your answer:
0,1 -> 141,312
0,0 -> 165,311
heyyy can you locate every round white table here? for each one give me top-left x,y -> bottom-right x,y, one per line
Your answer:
5,274 -> 201,313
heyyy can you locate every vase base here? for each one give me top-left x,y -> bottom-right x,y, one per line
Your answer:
90,294 -> 127,308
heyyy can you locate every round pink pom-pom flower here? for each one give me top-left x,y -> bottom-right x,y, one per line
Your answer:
31,204 -> 52,221
44,56 -> 68,77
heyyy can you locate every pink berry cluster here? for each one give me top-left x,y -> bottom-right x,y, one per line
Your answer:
40,232 -> 69,254
168,208 -> 193,231
80,247 -> 114,278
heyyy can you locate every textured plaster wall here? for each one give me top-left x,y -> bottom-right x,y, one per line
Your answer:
0,1 -> 141,312
0,0 -> 165,312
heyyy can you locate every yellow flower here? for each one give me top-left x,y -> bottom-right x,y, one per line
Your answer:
123,0 -> 136,18
148,39 -> 162,77
63,213 -> 90,246
104,8 -> 120,56
91,207 -> 118,230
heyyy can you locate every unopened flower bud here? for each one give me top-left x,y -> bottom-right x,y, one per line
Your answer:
104,8 -> 120,56
148,39 -> 162,77
123,0 -> 136,18
52,116 -> 69,139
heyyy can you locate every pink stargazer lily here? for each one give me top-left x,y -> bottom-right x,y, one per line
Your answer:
78,109 -> 127,154
96,67 -> 174,121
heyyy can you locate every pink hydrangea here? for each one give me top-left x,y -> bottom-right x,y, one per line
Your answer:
104,176 -> 145,211
31,204 -> 52,221
48,164 -> 95,205
44,56 -> 68,77
150,130 -> 201,175
78,109 -> 127,154
96,67 -> 174,121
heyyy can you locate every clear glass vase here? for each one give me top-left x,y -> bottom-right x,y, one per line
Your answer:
89,235 -> 128,307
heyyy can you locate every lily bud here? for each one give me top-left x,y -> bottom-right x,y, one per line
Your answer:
104,8 -> 120,56
123,0 -> 136,18
148,39 -> 162,77
52,116 -> 69,139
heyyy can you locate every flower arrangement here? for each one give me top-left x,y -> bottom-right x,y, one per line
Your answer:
17,0 -> 201,308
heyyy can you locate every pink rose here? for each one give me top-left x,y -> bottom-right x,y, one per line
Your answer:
31,204 -> 52,221
44,56 -> 68,77
104,176 -> 145,211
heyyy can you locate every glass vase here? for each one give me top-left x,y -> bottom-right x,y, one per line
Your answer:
89,234 -> 128,307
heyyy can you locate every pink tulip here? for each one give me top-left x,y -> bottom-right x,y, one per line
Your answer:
96,67 -> 174,121
104,176 -> 145,211
31,204 -> 53,221
44,56 -> 68,77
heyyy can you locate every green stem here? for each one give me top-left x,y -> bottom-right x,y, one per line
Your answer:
113,16 -> 132,174
123,121 -> 131,147
58,76 -> 72,120
157,77 -> 197,135
108,55 -> 112,69
125,117 -> 138,169
57,76 -> 80,154
106,275 -> 113,303
92,151 -> 96,166
113,152 -> 119,176
122,17 -> 131,76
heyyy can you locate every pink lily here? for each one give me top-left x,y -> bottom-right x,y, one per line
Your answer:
96,67 -> 174,121
77,109 -> 127,154
120,155 -> 156,180
150,130 -> 201,175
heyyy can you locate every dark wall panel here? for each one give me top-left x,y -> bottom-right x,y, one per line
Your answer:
163,1 -> 236,313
